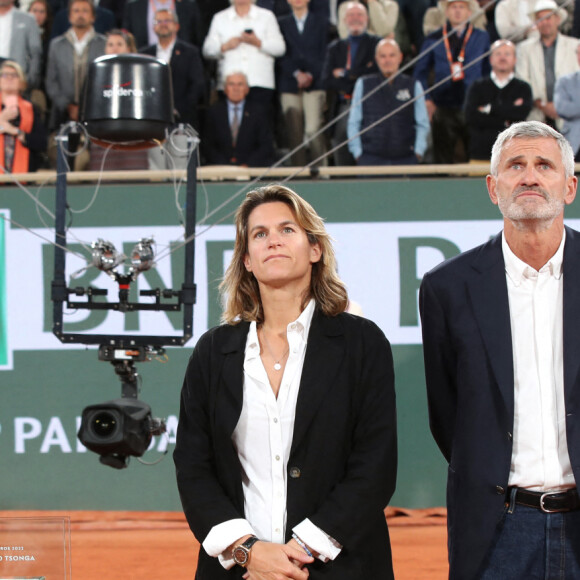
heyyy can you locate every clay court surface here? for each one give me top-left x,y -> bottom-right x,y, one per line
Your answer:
0,508 -> 448,579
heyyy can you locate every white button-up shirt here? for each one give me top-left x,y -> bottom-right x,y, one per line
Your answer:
0,8 -> 14,59
202,300 -> 341,569
503,232 -> 576,491
202,5 -> 285,90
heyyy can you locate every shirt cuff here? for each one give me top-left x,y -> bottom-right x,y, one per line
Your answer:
202,519 -> 256,570
293,518 -> 342,562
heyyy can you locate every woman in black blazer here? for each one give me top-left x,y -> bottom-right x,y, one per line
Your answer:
174,184 -> 397,579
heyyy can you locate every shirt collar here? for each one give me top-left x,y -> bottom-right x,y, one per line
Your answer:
491,71 -> 514,89
246,299 -> 316,357
502,229 -> 565,285
229,4 -> 256,19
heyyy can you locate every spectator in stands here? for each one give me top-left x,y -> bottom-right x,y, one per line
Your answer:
464,39 -> 532,162
496,0 -> 574,43
277,0 -> 329,167
322,2 -> 380,165
554,43 -> 580,159
423,0 -> 493,39
203,71 -> 274,167
414,0 -> 490,163
202,0 -> 285,112
0,0 -> 42,90
45,0 -> 105,169
50,1 -> 114,38
141,8 -> 204,171
337,0 -> 399,39
104,27 -> 136,54
516,0 -> 579,129
0,60 -> 47,173
123,0 -> 203,50
347,38 -> 429,164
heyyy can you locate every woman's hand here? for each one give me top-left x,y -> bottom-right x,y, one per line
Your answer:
0,105 -> 18,123
241,541 -> 314,580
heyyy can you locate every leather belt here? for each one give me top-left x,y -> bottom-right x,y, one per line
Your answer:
507,487 -> 580,513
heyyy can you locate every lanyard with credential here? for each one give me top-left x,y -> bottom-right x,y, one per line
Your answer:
443,22 -> 473,81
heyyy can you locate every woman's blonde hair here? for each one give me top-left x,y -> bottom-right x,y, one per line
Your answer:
220,184 -> 348,324
0,61 -> 26,93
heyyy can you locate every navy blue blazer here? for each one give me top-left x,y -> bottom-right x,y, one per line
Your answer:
277,12 -> 330,93
322,33 -> 380,116
123,0 -> 203,49
174,309 -> 397,579
419,227 -> 580,579
202,99 -> 274,167
140,40 -> 205,129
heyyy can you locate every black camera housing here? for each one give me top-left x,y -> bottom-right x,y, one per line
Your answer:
78,398 -> 154,458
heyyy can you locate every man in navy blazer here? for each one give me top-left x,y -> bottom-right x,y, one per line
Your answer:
123,0 -> 203,49
140,8 -> 204,170
321,3 -> 379,165
420,120 -> 580,579
203,72 -> 274,167
277,0 -> 330,166
555,44 -> 580,160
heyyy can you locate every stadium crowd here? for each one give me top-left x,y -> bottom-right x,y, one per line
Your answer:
1,0 -> 580,173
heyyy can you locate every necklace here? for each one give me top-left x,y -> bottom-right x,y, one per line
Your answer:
260,328 -> 289,371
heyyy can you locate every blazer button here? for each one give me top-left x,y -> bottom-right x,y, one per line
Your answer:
289,467 -> 301,479
496,486 -> 505,495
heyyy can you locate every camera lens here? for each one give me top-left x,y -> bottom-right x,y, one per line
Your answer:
91,411 -> 119,438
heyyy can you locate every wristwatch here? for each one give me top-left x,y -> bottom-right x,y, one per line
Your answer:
232,536 -> 259,567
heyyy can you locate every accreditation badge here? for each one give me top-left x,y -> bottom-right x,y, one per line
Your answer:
451,62 -> 464,81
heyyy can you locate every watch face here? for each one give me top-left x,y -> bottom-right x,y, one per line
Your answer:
233,546 -> 249,566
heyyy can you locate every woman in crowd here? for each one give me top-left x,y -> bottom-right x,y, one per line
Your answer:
104,27 -> 137,54
0,61 -> 47,173
174,184 -> 397,579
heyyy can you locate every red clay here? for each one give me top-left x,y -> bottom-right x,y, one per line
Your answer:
0,510 -> 449,579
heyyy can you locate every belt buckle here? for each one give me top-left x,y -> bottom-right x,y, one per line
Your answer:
539,491 -> 568,513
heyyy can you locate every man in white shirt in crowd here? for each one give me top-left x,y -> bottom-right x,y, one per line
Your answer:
203,0 -> 285,111
420,120 -> 580,580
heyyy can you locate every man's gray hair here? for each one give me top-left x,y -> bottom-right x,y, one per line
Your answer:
490,120 -> 575,177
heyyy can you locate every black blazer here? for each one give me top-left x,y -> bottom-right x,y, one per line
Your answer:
277,12 -> 330,93
419,228 -> 580,580
141,40 -> 205,129
174,310 -> 397,579
203,100 -> 274,167
321,33 -> 380,115
123,0 -> 204,49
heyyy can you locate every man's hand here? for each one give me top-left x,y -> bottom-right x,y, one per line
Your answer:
332,68 -> 345,78
67,103 -> 79,121
425,100 -> 436,122
221,36 -> 242,52
296,71 -> 313,89
241,31 -> 262,48
241,541 -> 313,580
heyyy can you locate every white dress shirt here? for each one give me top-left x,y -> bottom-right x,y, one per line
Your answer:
503,232 -> 576,491
202,300 -> 341,569
202,5 -> 285,90
0,8 -> 14,59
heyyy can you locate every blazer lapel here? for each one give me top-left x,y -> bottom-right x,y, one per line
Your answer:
291,311 -> 344,452
467,234 -> 514,417
215,322 -> 248,437
563,226 -> 580,408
